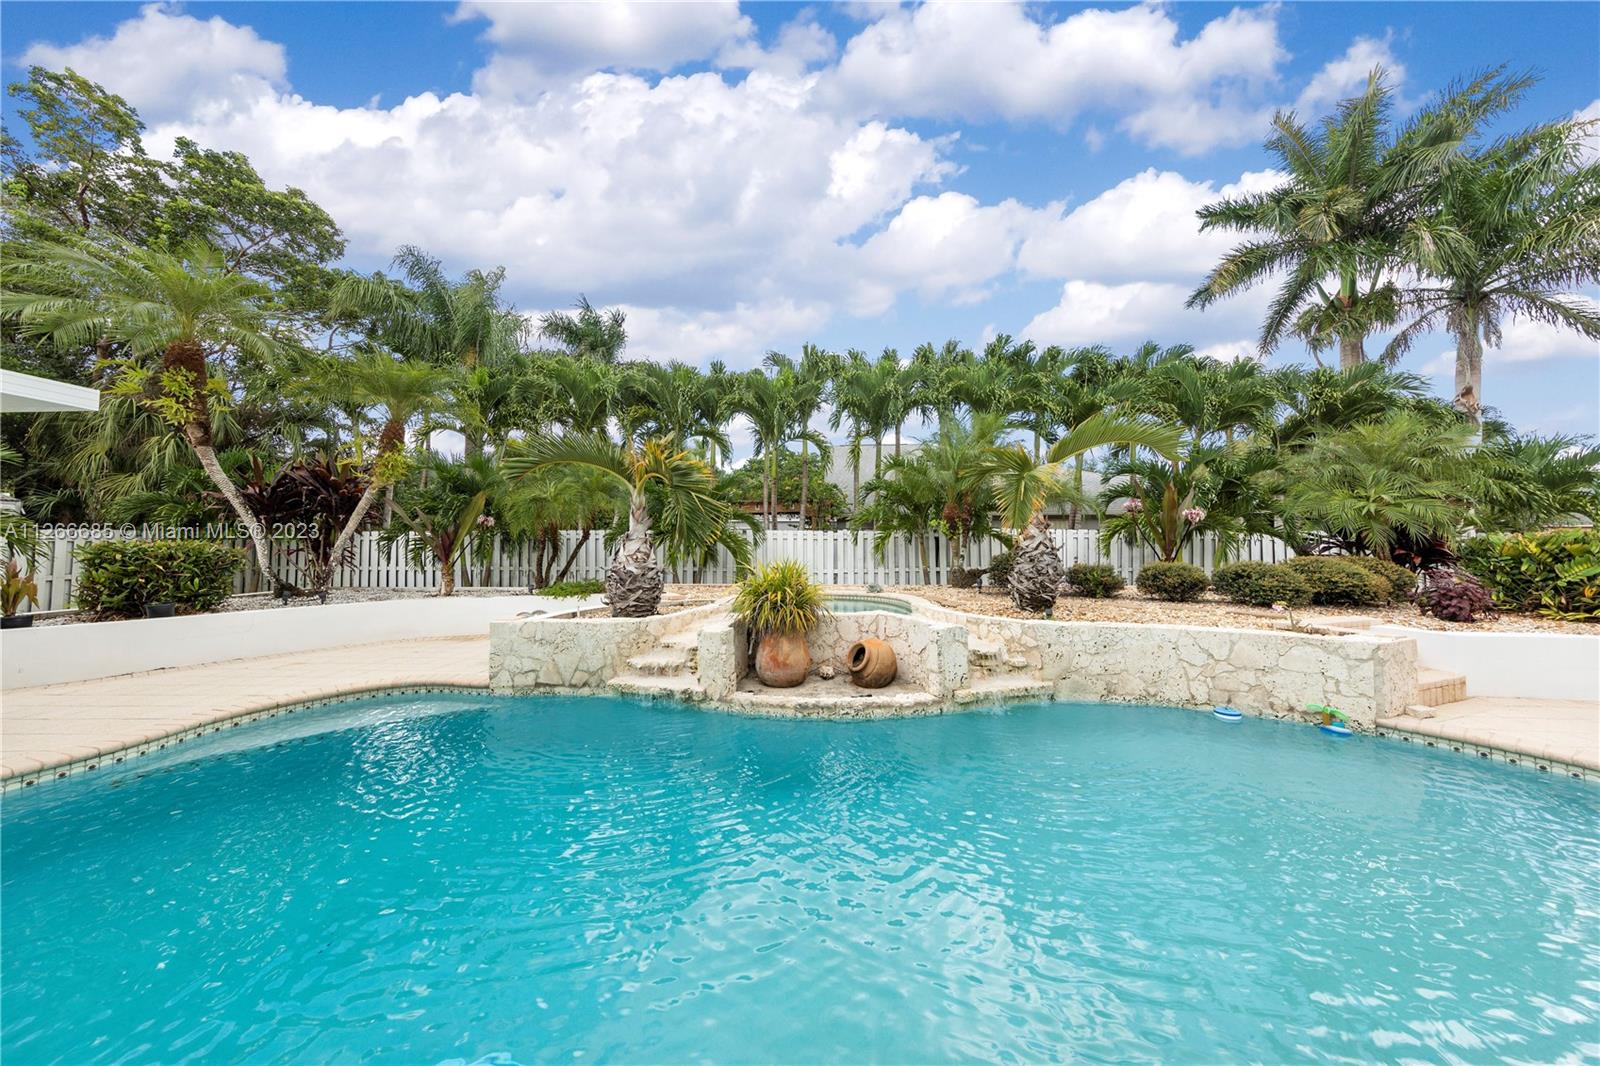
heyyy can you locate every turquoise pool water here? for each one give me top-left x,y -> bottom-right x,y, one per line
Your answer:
3,694 -> 1596,1064
823,594 -> 913,614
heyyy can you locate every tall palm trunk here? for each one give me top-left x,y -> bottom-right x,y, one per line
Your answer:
799,439 -> 810,530
1453,307 -> 1483,430
165,339 -> 276,591
851,432 -> 862,506
1068,455 -> 1085,529
1338,333 -> 1366,370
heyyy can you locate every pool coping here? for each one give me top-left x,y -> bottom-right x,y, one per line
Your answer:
5,681 -> 1592,797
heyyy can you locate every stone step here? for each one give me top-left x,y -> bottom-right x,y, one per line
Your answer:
610,673 -> 706,700
954,676 -> 1052,705
1416,667 -> 1467,707
625,647 -> 695,676
967,636 -> 1006,665
660,630 -> 700,650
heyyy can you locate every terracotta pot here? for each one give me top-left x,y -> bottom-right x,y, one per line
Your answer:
848,638 -> 897,688
755,631 -> 811,688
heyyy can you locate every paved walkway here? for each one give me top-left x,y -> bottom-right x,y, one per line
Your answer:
1377,698 -> 1600,771
2,637 -> 488,784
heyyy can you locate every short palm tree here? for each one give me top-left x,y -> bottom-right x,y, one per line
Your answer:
1387,115 -> 1600,427
538,295 -> 628,363
2,238 -> 287,586
851,454 -> 942,585
318,352 -> 458,589
990,414 -> 1182,613
501,433 -> 749,616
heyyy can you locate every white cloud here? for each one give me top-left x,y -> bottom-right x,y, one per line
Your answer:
621,300 -> 831,366
718,14 -> 837,78
855,193 -> 1042,312
824,1 -> 1285,153
454,1 -> 753,94
1293,34 -> 1403,117
1016,167 -> 1282,282
19,2 -> 285,122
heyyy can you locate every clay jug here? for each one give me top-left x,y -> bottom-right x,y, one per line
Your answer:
755,631 -> 811,687
847,638 -> 897,688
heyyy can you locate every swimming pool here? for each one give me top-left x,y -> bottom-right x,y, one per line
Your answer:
3,693 -> 1595,1063
823,593 -> 913,614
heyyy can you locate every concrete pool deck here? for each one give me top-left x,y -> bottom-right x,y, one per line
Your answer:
2,636 -> 1595,790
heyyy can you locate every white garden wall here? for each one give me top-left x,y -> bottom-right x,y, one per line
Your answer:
1371,625 -> 1600,702
1,595 -> 588,689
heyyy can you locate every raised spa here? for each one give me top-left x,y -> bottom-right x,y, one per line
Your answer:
3,692 -> 1593,1063
821,593 -> 914,615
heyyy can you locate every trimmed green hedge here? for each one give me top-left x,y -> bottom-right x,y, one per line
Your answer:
1341,556 -> 1416,602
1284,557 -> 1388,607
1063,563 -> 1124,598
1457,529 -> 1600,621
1212,561 -> 1312,607
1136,561 -> 1209,602
75,539 -> 242,617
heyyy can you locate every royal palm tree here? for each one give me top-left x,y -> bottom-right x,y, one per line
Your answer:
990,414 -> 1182,613
1187,69 -> 1528,368
765,345 -> 836,529
2,238 -> 287,585
501,433 -> 748,616
1387,113 -> 1600,427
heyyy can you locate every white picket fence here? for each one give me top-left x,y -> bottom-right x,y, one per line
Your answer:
25,527 -> 1294,612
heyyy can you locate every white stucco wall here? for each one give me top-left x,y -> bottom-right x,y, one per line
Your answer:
2,596 -> 595,689
1371,625 -> 1600,701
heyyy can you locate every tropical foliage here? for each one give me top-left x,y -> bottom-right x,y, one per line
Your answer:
2,65 -> 1596,623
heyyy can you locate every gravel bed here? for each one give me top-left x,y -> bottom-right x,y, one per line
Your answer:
899,585 -> 1594,634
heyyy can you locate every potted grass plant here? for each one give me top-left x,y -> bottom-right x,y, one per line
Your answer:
732,560 -> 828,688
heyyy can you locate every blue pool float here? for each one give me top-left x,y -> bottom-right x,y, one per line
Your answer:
1212,706 -> 1243,722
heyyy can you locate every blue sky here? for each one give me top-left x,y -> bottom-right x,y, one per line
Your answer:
5,1 -> 1598,442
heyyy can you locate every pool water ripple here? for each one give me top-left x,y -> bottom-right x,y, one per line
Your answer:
2,693 -> 1595,1064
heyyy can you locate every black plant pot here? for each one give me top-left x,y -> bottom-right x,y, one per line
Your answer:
142,602 -> 176,619
1,613 -> 32,629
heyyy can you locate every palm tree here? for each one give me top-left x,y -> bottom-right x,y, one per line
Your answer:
2,238 -> 288,586
851,454 -> 942,585
917,412 -> 1004,583
501,433 -> 749,616
1187,69 -> 1528,368
1387,113 -> 1600,427
765,345 -> 836,529
532,354 -> 621,436
539,296 -> 628,363
318,352 -> 458,589
331,246 -> 522,459
1281,411 -> 1475,558
990,414 -> 1182,613
383,453 -> 498,596
621,361 -> 733,462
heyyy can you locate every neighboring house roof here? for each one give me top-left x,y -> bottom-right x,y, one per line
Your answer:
0,369 -> 100,413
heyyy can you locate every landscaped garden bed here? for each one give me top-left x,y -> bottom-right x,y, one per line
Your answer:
902,583 -> 1594,634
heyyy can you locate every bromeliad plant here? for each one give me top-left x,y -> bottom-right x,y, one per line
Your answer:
2,558 -> 39,619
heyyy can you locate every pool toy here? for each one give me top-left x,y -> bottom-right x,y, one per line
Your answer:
1306,703 -> 1353,737
1212,705 -> 1243,722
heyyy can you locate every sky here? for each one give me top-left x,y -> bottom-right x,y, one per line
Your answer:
3,0 -> 1598,445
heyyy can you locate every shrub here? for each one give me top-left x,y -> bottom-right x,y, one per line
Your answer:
732,560 -> 827,635
1285,557 -> 1387,607
1457,529 -> 1600,621
1064,563 -> 1124,598
1342,556 -> 1417,603
1416,568 -> 1495,623
1136,561 -> 1209,602
1212,562 -> 1312,607
539,578 -> 604,598
75,539 -> 242,617
986,549 -> 1014,587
